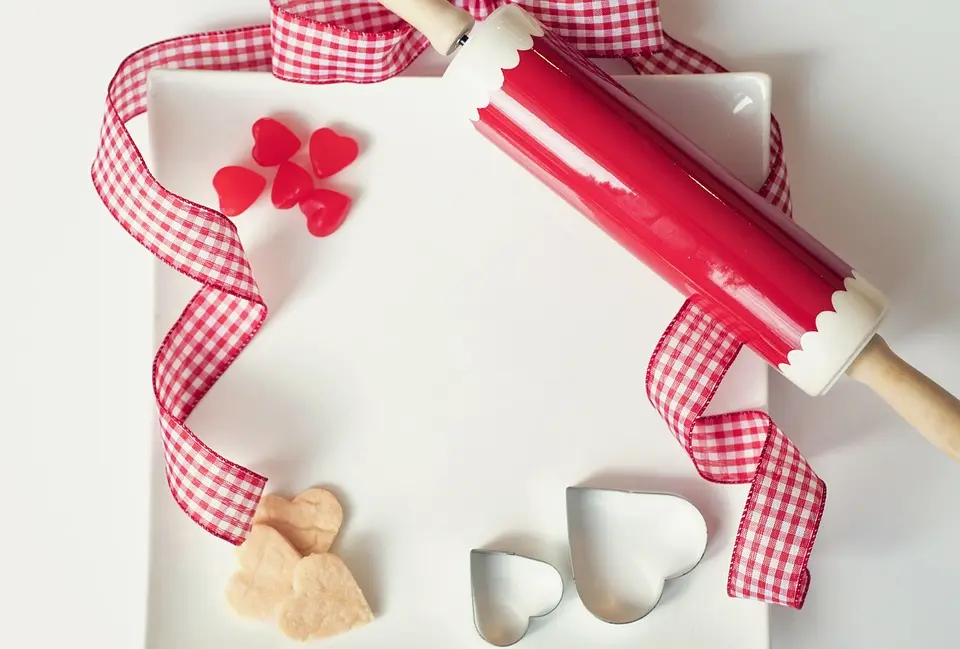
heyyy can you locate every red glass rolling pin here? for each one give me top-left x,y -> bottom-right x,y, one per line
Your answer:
378,0 -> 960,461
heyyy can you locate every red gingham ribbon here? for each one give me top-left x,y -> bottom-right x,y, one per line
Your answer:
90,0 -> 824,609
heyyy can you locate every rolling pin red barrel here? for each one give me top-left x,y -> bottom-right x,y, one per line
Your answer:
378,0 -> 960,461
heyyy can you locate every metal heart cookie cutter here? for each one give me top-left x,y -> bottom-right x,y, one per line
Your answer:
565,486 -> 709,625
469,486 -> 709,645
470,549 -> 564,647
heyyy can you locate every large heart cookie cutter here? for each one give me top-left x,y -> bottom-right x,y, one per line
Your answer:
565,486 -> 708,624
470,549 -> 564,646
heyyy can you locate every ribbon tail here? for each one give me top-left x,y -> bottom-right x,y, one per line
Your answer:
646,298 -> 826,609
91,26 -> 275,544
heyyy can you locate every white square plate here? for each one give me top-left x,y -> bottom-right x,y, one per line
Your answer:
143,65 -> 772,648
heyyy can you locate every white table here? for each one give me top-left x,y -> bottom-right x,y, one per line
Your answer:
2,1 -> 959,647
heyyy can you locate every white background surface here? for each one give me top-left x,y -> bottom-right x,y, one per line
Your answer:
2,1 -> 959,648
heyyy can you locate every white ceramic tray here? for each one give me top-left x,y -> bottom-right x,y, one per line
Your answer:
143,65 -> 772,648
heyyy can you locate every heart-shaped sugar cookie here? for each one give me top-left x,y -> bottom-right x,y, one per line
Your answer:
277,553 -> 374,641
225,524 -> 302,620
253,488 -> 343,555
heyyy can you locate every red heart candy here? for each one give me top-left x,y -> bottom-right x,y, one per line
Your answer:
252,117 -> 302,167
271,161 -> 314,209
299,188 -> 352,237
212,165 -> 266,217
308,127 -> 359,179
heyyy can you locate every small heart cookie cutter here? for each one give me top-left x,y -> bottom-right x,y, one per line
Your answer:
470,549 -> 564,647
565,486 -> 709,625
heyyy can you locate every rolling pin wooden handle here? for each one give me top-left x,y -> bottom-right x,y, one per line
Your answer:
376,0 -> 474,55
847,334 -> 960,462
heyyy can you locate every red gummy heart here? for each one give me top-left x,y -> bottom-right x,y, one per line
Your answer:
299,188 -> 352,237
252,117 -> 302,167
212,165 -> 266,217
308,127 -> 359,179
271,161 -> 314,209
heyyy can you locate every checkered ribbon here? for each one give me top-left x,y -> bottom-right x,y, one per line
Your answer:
90,0 -> 825,609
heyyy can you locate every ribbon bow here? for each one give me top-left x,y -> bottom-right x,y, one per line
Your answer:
91,0 -> 823,610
